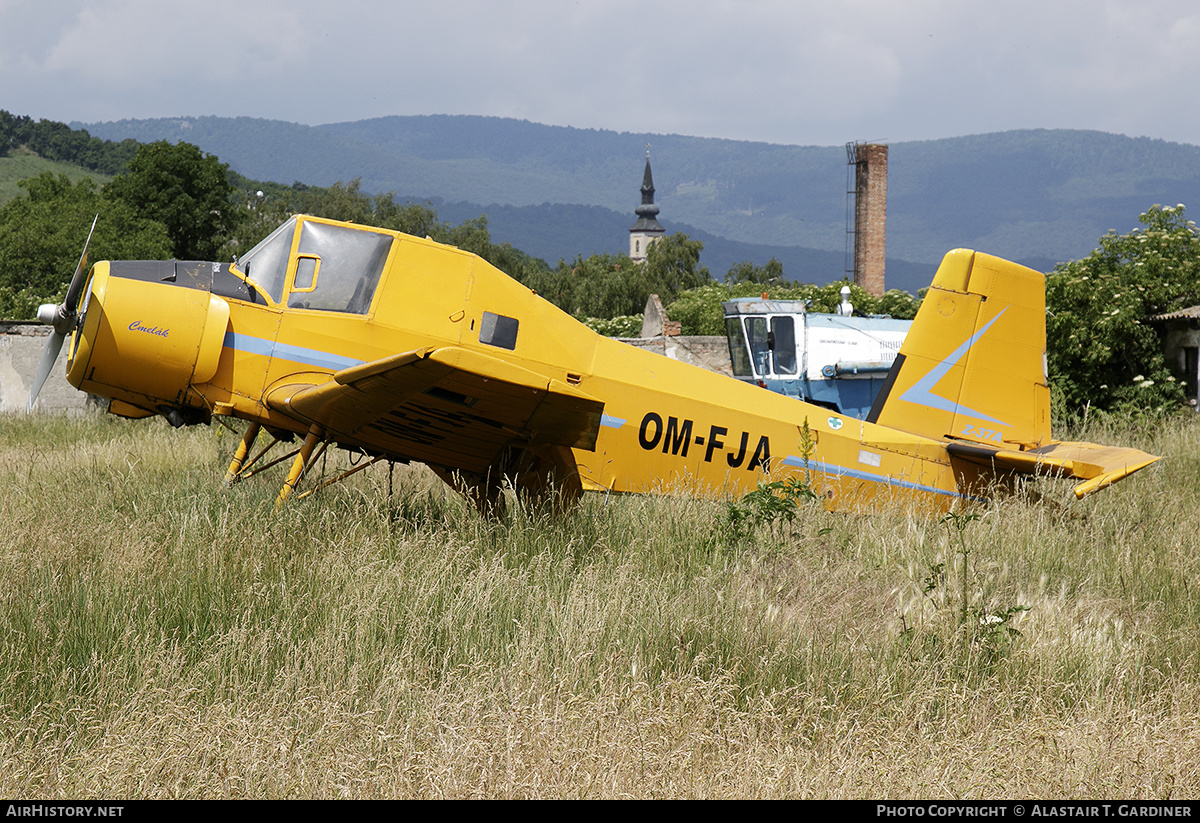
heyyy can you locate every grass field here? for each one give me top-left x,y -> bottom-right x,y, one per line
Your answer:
0,411 -> 1197,798
0,154 -> 110,204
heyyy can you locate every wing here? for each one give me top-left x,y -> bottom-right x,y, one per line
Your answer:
946,440 -> 1161,498
264,346 -> 604,474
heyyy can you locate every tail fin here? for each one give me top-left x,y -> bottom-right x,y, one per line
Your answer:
867,249 -> 1051,449
867,249 -> 1161,496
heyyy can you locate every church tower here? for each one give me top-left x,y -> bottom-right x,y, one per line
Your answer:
629,151 -> 665,263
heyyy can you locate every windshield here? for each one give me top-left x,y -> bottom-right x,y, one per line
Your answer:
237,217 -> 297,303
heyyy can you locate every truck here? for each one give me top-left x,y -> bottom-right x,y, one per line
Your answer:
722,296 -> 912,420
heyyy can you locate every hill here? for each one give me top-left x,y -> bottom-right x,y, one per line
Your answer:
74,115 -> 1200,290
428,198 -> 933,291
0,152 -> 112,203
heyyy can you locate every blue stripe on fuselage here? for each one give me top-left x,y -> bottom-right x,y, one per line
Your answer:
223,331 -> 364,371
781,454 -> 960,498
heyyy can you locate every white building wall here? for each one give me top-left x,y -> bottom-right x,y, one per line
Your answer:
0,324 -> 92,413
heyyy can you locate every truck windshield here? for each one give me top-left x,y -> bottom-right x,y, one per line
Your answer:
726,315 -> 797,378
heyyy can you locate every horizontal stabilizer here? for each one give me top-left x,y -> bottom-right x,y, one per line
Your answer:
946,440 -> 1161,498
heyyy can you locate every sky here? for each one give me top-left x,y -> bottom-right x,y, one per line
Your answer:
2,0 -> 1199,147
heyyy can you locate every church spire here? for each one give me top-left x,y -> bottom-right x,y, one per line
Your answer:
630,147 -> 664,262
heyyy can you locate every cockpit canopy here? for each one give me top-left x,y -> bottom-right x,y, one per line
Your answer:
235,216 -> 394,313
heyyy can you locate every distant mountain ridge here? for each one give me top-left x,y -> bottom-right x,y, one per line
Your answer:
78,115 -> 1200,293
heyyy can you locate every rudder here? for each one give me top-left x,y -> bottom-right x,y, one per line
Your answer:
867,249 -> 1050,449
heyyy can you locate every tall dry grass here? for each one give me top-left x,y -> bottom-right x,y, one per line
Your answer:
0,412 -> 1197,797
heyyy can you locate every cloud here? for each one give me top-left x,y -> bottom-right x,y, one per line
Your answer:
1,0 -> 1198,146
36,1 -> 303,93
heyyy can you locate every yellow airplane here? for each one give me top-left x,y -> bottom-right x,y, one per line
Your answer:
28,214 -> 1160,512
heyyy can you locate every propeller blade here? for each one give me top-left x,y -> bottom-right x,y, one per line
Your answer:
27,330 -> 65,413
63,214 -> 98,313
27,215 -> 98,412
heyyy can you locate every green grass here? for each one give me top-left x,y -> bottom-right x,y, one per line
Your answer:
0,412 -> 1198,797
0,154 -> 110,204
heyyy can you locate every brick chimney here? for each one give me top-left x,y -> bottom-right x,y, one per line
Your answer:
853,143 -> 887,297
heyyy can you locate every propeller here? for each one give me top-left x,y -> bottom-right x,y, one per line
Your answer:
27,215 -> 98,412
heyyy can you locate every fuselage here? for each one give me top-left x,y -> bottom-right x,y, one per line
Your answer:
62,214 -> 986,511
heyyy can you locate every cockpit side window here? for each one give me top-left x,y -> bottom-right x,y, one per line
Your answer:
236,217 -> 297,304
287,221 -> 393,313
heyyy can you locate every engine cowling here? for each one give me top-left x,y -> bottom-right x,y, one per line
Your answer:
67,261 -> 230,419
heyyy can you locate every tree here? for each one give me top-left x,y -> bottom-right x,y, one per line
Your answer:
1046,204 -> 1200,417
532,252 -> 647,318
0,173 -> 171,318
522,232 -> 713,322
290,179 -> 374,225
518,235 -> 715,322
106,141 -> 236,260
0,110 -> 138,174
665,279 -> 921,336
643,233 -> 711,297
225,177 -> 553,285
371,192 -> 442,238
725,257 -> 784,285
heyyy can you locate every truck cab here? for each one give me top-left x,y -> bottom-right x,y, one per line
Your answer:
723,297 -> 911,419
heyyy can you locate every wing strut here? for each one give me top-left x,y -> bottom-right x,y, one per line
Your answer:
277,424 -> 325,506
225,422 -> 262,484
223,419 -> 400,504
